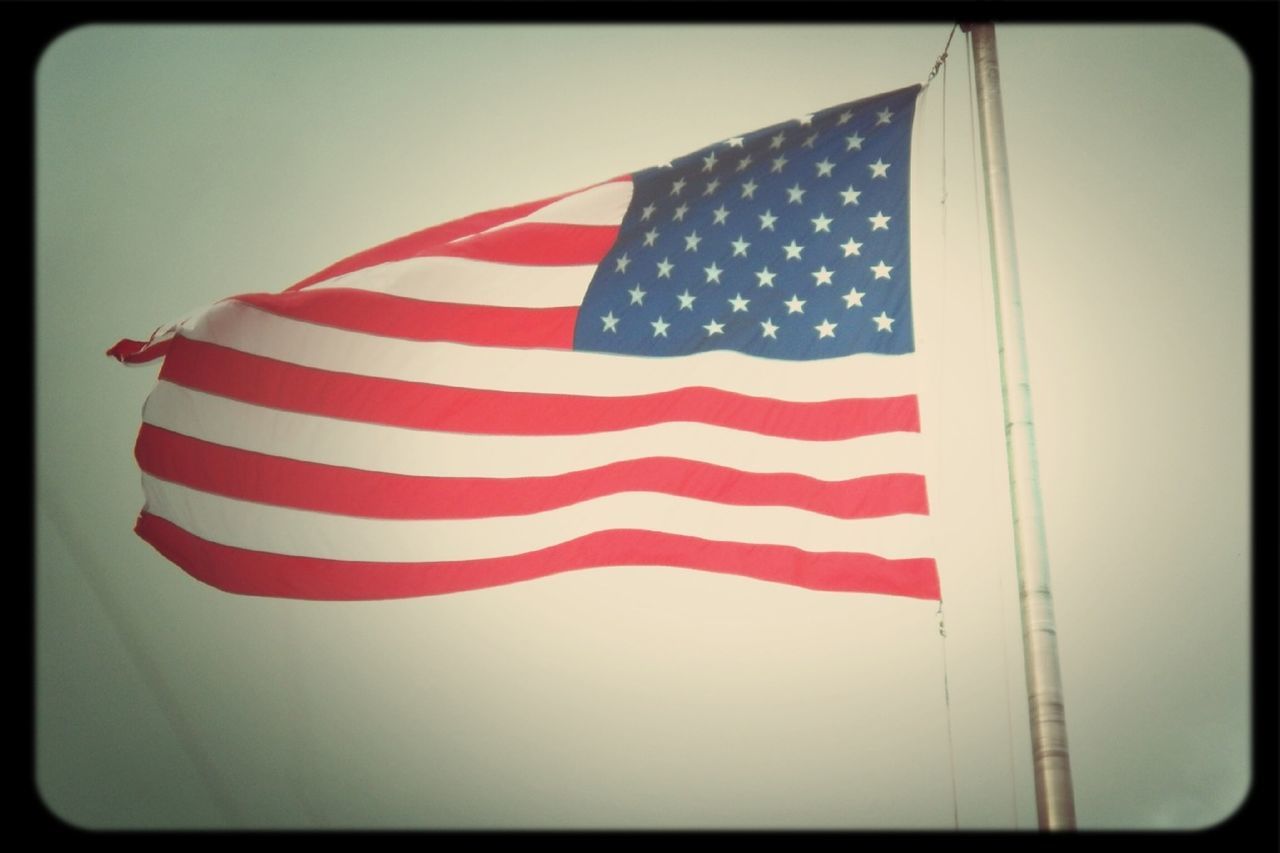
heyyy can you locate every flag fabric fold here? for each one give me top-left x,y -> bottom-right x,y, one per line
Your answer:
112,83 -> 940,601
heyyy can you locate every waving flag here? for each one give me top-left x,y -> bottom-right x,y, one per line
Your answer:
109,84 -> 939,601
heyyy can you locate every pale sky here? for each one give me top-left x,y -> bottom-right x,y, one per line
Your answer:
35,24 -> 1253,830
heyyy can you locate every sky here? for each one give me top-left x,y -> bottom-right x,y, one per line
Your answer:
34,23 -> 1256,830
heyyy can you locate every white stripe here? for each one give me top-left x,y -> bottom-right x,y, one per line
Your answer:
142,475 -> 933,563
299,256 -> 595,307
144,382 -> 926,480
471,181 -> 633,234
183,301 -> 922,401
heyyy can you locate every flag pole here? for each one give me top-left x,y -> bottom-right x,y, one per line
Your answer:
961,22 -> 1078,830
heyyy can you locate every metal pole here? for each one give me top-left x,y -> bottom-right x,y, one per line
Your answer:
962,22 -> 1077,830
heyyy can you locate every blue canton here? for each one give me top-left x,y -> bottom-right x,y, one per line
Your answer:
573,85 -> 919,361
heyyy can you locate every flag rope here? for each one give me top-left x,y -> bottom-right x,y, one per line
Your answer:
937,601 -> 960,829
965,31 -> 1022,830
924,24 -> 959,87
933,48 -> 961,831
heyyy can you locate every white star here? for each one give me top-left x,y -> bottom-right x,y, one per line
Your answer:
782,240 -> 805,260
876,107 -> 893,125
672,203 -> 689,221
758,210 -> 778,231
811,266 -> 834,286
712,204 -> 730,225
601,311 -> 619,333
615,253 -> 631,273
811,213 -> 833,233
726,136 -> 745,148
670,177 -> 686,196
845,132 -> 865,151
869,159 -> 890,179
703,318 -> 725,336
796,113 -> 814,126
677,290 -> 697,310
802,133 -> 818,148
868,211 -> 891,231
657,258 -> 674,278
651,316 -> 670,337
769,131 -> 786,149
702,151 -> 718,172
840,186 -> 862,206
873,311 -> 895,332
784,295 -> 806,314
741,179 -> 758,199
760,317 -> 779,339
703,178 -> 721,196
870,260 -> 893,280
815,158 -> 835,178
841,238 -> 863,257
728,293 -> 750,312
786,183 -> 807,204
704,261 -> 723,283
628,284 -> 646,305
731,236 -> 751,256
771,155 -> 788,174
842,286 -> 865,308
814,319 -> 837,338
684,231 -> 702,251
736,154 -> 754,172
643,228 -> 659,247
657,160 -> 673,169
641,203 -> 657,220
836,109 -> 853,125
755,267 -> 777,288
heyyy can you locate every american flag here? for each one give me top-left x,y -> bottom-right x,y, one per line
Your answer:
110,83 -> 939,601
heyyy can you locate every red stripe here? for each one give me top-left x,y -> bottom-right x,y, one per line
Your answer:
107,338 -> 171,364
425,222 -> 619,266
137,513 -> 942,601
137,425 -> 929,520
288,178 -> 629,290
233,291 -> 577,348
161,336 -> 921,440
